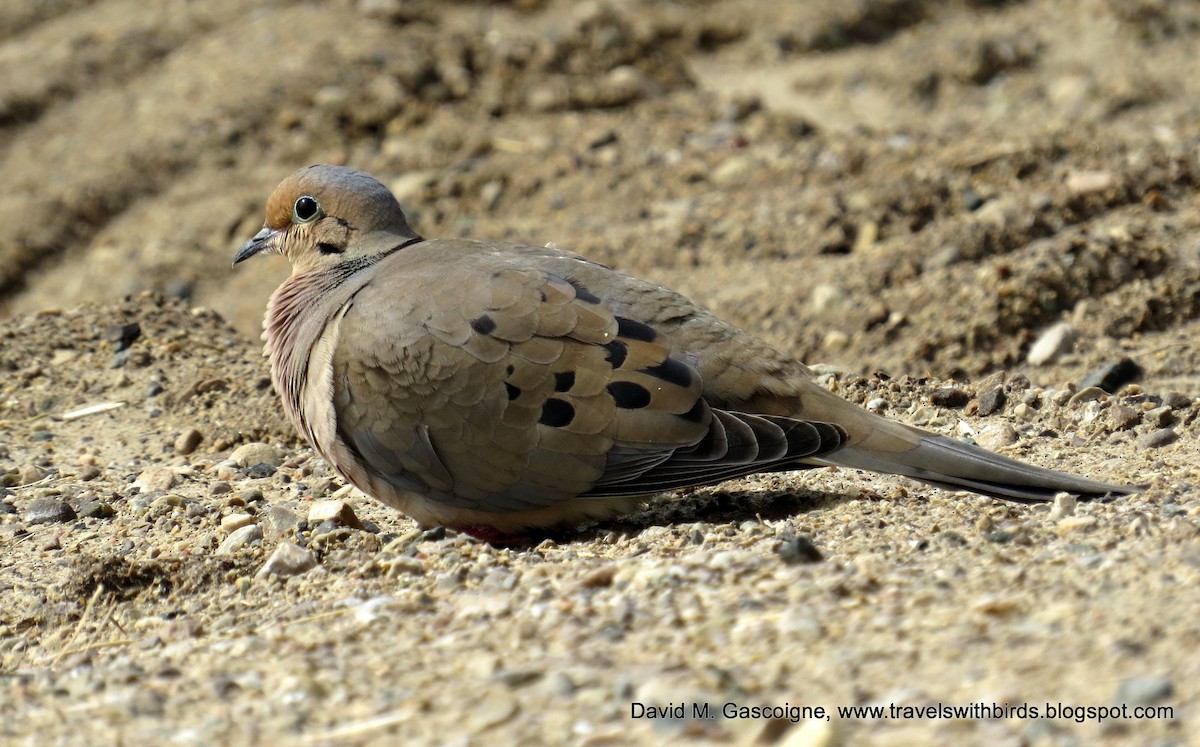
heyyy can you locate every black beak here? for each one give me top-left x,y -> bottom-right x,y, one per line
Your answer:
232,227 -> 279,266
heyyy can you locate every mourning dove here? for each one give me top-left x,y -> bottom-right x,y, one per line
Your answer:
235,164 -> 1135,539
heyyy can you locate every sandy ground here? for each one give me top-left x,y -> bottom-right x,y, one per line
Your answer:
1,0 -> 1198,744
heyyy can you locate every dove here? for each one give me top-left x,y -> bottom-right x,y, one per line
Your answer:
234,164 -> 1136,540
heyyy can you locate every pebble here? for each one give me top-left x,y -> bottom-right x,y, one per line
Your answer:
229,443 -> 285,469
133,467 -> 176,492
1163,391 -> 1193,409
1079,358 -> 1143,393
866,398 -> 887,412
245,463 -> 276,479
810,284 -> 847,314
776,608 -> 823,641
1108,403 -> 1141,430
1068,386 -> 1108,405
174,428 -> 203,456
466,691 -> 519,733
1066,169 -> 1115,195
104,322 -> 142,349
1055,516 -> 1097,536
256,542 -> 317,578
1026,321 -> 1078,365
79,500 -> 116,519
1144,406 -> 1174,427
221,513 -> 255,533
263,505 -> 304,537
216,524 -> 263,555
930,387 -> 969,408
24,497 -> 77,524
975,423 -> 1018,450
1115,674 -> 1173,706
776,535 -> 824,564
778,717 -> 842,747
1048,493 -> 1077,521
307,499 -> 364,530
19,465 -> 46,485
711,156 -> 754,185
976,387 -> 1006,416
1137,428 -> 1178,448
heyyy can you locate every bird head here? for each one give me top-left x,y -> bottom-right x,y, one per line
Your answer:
234,164 -> 422,271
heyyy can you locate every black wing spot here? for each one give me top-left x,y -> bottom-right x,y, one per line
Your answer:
554,371 -> 576,392
470,315 -> 497,335
567,278 -> 601,304
505,364 -> 515,376
679,398 -> 709,423
540,398 -> 575,427
603,341 -> 628,368
505,382 -> 521,401
616,317 -> 657,342
608,381 -> 652,409
317,242 -> 343,255
640,358 -> 694,388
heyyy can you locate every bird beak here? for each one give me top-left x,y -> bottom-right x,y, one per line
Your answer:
233,226 -> 280,266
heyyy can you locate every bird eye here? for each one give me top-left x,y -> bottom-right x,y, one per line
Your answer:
292,195 -> 322,223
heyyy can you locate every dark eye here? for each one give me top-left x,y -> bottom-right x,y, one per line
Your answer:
293,195 -> 322,223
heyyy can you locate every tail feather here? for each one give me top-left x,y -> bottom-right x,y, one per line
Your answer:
817,425 -> 1137,502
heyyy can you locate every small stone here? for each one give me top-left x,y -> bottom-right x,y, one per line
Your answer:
1115,675 -> 1173,706
1108,403 -> 1141,430
133,467 -> 176,492
976,423 -> 1018,450
24,498 -> 77,525
1163,392 -> 1192,410
712,156 -> 754,185
810,284 -> 847,314
1049,493 -> 1077,521
263,505 -> 303,537
1012,402 -> 1035,421
1080,358 -> 1143,393
1066,169 -> 1115,195
209,481 -> 232,496
866,398 -> 887,412
104,322 -> 142,349
1144,406 -> 1174,428
466,691 -> 518,733
79,500 -> 116,519
0,501 -> 17,515
1027,321 -> 1078,365
1055,516 -> 1097,535
776,535 -> 824,565
150,494 -> 185,512
18,465 -> 46,485
256,542 -> 317,578
778,716 -> 841,747
229,443 -> 285,469
174,428 -> 203,456
1068,386 -> 1108,405
931,387 -> 970,408
977,387 -> 1006,416
221,513 -> 255,533
216,524 -> 263,554
1137,428 -> 1178,449
307,499 -> 363,530
245,463 -> 276,479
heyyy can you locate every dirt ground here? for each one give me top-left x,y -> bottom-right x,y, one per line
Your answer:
1,0 -> 1198,744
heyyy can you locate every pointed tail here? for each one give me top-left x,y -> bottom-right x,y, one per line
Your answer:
800,389 -> 1138,502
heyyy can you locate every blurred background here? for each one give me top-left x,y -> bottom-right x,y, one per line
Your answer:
2,0 -> 1198,385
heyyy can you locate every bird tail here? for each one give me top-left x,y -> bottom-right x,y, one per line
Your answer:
800,388 -> 1137,501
